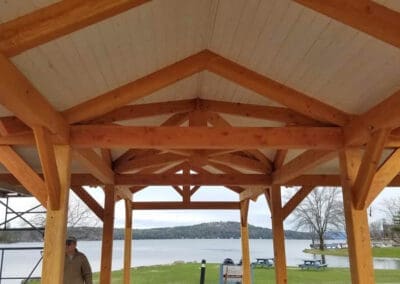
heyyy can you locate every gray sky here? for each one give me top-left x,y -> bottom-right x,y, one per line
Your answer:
2,185 -> 399,230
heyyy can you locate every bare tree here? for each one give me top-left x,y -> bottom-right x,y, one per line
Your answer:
380,197 -> 400,240
289,187 -> 345,257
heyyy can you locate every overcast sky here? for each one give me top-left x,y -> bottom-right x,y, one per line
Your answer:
2,185 -> 399,230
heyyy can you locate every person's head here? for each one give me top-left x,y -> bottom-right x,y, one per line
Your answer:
65,236 -> 77,254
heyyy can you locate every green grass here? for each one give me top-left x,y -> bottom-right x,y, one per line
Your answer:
27,263 -> 400,283
304,247 -> 400,258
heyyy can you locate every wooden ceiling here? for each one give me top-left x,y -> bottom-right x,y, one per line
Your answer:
0,0 -> 399,206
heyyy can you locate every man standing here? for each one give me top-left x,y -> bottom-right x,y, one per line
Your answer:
64,236 -> 93,284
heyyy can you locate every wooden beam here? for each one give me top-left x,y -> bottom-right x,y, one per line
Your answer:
209,154 -> 269,173
365,149 -> 400,207
90,99 -> 195,124
189,109 -> 208,126
33,126 -> 61,210
0,0 -> 150,57
64,50 -> 216,123
345,90 -> 400,145
201,99 -> 323,125
41,145 -> 71,284
294,0 -> 400,49
0,116 -> 30,136
71,186 -> 104,221
273,150 -> 288,170
282,185 -> 315,220
100,185 -> 115,284
114,152 -> 187,173
353,129 -> 390,210
240,186 -> 267,201
101,149 -> 113,167
0,146 -> 47,206
0,53 -> 68,140
115,173 -> 271,186
123,199 -> 132,284
73,149 -> 115,184
339,149 -> 375,283
131,201 -> 240,210
71,125 -> 342,149
240,200 -> 251,284
205,51 -> 349,126
272,150 -> 337,184
116,186 -> 133,201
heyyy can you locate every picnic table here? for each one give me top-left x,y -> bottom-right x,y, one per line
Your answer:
251,258 -> 274,268
298,259 -> 327,270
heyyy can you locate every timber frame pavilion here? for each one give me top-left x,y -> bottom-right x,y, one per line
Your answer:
0,1 -> 400,283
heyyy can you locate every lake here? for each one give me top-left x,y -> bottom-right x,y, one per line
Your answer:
0,239 -> 399,283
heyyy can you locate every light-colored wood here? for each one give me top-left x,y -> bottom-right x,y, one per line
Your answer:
0,146 -> 47,206
63,50 -> 215,123
240,200 -> 251,284
71,125 -> 342,149
33,126 -> 61,209
365,149 -> 400,207
270,185 -> 287,284
115,173 -> 271,186
200,99 -> 322,125
272,150 -> 337,184
294,0 -> 400,49
282,185 -> 315,220
206,51 -> 349,126
113,149 -> 160,172
353,129 -> 390,210
339,149 -> 375,284
71,186 -> 104,221
73,149 -> 115,185
131,201 -> 240,210
0,0 -> 150,56
240,186 -> 267,201
116,186 -> 133,201
41,145 -> 71,284
91,99 -> 195,124
345,90 -> 400,145
0,52 -> 68,140
115,152 -> 187,173
209,154 -> 269,174
100,185 -> 115,284
123,198 -> 132,284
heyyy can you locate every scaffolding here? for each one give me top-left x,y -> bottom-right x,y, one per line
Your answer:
0,194 -> 45,283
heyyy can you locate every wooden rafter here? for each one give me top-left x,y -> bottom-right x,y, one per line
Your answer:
272,150 -> 337,184
0,0 -> 150,57
90,99 -> 195,124
71,186 -> 104,221
200,99 -> 322,125
209,154 -> 270,174
33,126 -> 61,209
115,186 -> 133,201
73,149 -> 115,185
353,129 -> 390,210
131,201 -> 240,210
0,53 -> 68,140
273,149 -> 288,170
0,117 -> 30,136
0,146 -> 47,206
294,0 -> 400,49
205,51 -> 349,126
63,50 -> 215,123
70,125 -> 342,149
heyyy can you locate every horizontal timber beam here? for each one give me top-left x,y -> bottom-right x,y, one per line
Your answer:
70,125 -> 343,149
0,0 -> 150,57
131,201 -> 240,210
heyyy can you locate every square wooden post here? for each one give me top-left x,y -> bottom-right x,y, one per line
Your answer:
100,185 -> 115,284
339,149 -> 375,284
124,199 -> 133,284
270,185 -> 287,284
41,145 -> 71,284
240,200 -> 251,284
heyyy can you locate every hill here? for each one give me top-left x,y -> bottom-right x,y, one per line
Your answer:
0,222 -> 310,242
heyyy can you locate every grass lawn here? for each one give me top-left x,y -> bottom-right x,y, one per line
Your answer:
304,247 -> 400,258
88,263 -> 400,284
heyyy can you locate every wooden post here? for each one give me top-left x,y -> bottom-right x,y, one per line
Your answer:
100,185 -> 115,284
270,185 -> 287,284
123,198 -> 133,284
41,145 -> 71,284
339,149 -> 375,284
240,200 -> 251,284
